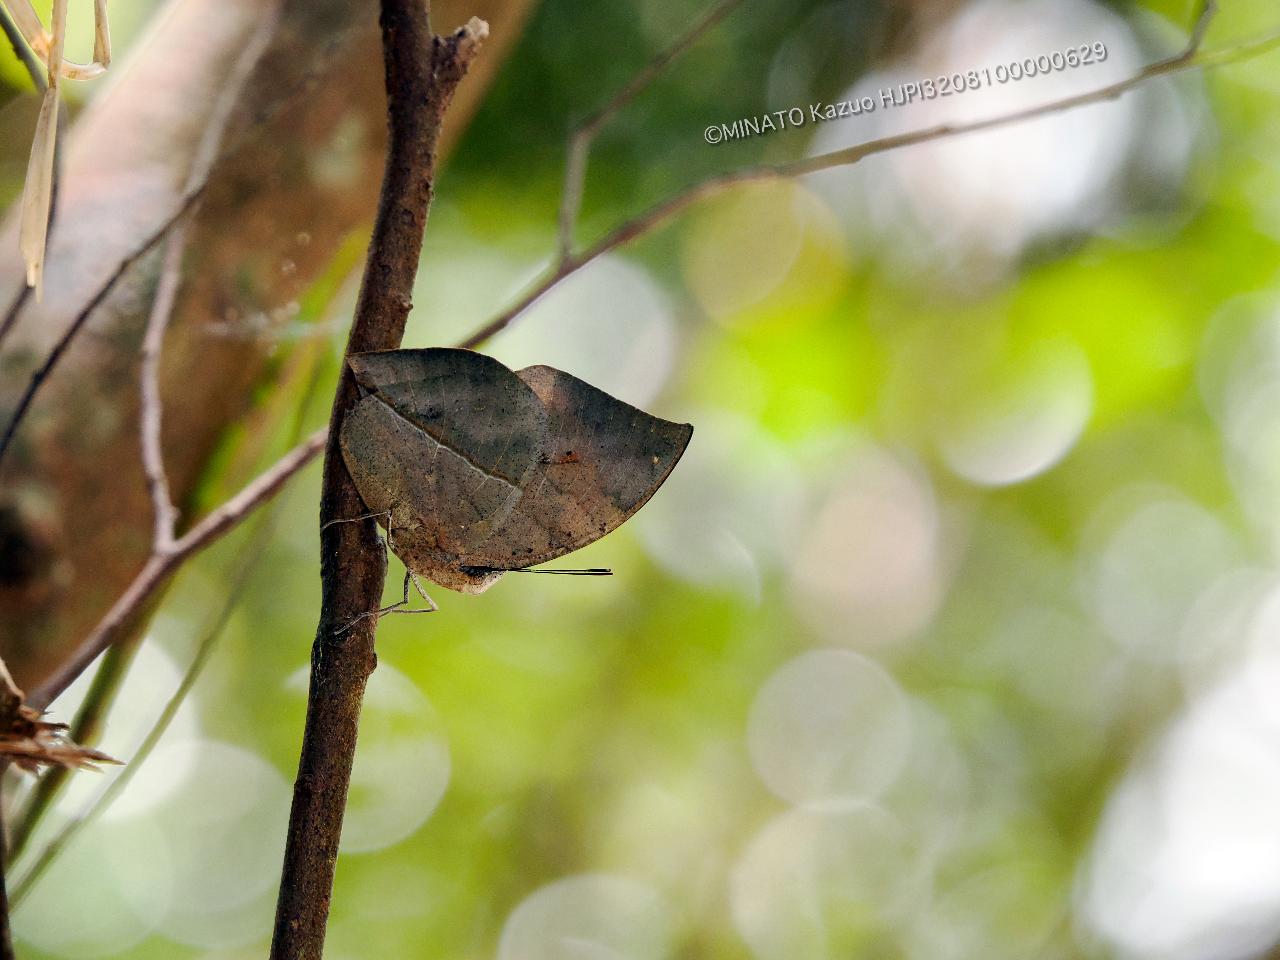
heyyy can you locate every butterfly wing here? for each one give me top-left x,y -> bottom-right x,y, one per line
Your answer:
340,349 -> 546,592
459,365 -> 693,570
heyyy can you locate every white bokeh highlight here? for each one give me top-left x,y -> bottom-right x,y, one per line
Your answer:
287,662 -> 451,855
789,445 -> 944,647
635,410 -> 806,599
41,640 -> 200,819
681,180 -> 847,322
1084,494 -> 1239,663
731,805 -> 924,960
907,859 -> 1064,960
150,739 -> 290,949
1082,652 -> 1280,960
488,255 -> 679,408
1198,293 -> 1280,550
807,0 -> 1186,283
747,649 -> 913,808
14,806 -> 173,957
936,339 -> 1093,487
498,874 -> 671,960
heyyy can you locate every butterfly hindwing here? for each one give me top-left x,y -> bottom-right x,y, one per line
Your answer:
340,349 -> 548,592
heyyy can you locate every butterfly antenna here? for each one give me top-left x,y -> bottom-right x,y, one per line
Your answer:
511,567 -> 613,576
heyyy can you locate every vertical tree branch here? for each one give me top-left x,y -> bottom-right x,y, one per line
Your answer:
268,7 -> 487,960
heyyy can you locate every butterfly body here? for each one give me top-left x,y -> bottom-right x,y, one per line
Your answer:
339,348 -> 692,594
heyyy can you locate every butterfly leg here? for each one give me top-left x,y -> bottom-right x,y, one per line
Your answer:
335,570 -> 436,634
360,510 -> 428,608
329,506 -> 438,633
321,507 -> 396,564
324,507 -> 393,634
319,508 -> 393,533
384,569 -> 438,617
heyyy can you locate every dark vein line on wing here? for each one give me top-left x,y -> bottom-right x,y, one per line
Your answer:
370,393 -> 521,489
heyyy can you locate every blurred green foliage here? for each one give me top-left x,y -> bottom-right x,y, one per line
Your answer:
7,0 -> 1280,958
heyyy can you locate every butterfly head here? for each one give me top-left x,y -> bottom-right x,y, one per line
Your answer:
422,563 -> 505,595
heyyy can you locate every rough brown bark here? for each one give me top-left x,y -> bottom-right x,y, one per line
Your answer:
268,7 -> 486,959
0,0 -> 533,695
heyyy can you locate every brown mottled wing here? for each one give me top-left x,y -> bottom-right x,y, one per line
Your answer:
340,349 -> 546,588
348,349 -> 545,494
459,365 -> 693,569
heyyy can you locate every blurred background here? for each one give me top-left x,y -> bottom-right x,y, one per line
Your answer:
3,0 -> 1280,957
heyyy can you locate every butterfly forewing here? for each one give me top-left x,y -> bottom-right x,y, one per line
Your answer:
340,350 -> 548,592
458,365 -> 693,570
348,349 -> 545,489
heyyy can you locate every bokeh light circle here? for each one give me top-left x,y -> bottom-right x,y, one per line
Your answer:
730,804 -> 924,960
150,739 -> 291,949
489,255 -> 679,408
286,662 -> 451,854
497,874 -> 671,960
635,410 -> 805,599
788,445 -> 944,647
935,338 -> 1093,487
747,649 -> 913,808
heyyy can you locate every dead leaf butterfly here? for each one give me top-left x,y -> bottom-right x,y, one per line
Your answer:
338,348 -> 693,596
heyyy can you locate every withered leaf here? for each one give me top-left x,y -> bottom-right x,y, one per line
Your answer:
339,348 -> 693,594
0,657 -> 119,773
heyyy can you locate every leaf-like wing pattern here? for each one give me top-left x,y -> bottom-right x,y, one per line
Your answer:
340,349 -> 692,593
459,364 -> 692,570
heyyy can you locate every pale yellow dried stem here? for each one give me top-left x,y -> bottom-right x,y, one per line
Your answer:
4,0 -> 111,77
3,0 -> 48,60
10,0 -> 113,295
58,0 -> 110,79
16,0 -> 66,298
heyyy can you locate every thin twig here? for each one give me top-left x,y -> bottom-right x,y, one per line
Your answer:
0,287 -> 34,351
0,772 -> 13,960
27,426 -> 327,711
139,227 -> 190,552
269,7 -> 487,958
12,299 -> 333,897
0,184 -> 206,468
0,1 -> 58,352
0,4 -> 46,92
556,0 -> 744,259
1187,0 -> 1217,55
11,499 -> 284,907
460,3 -> 1261,351
1194,22 -> 1280,68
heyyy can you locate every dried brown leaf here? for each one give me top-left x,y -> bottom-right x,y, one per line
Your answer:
0,656 -> 118,773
